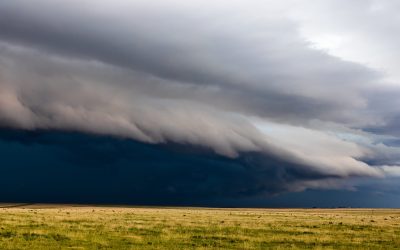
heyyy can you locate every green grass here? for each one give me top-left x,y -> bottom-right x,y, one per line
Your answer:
0,205 -> 399,249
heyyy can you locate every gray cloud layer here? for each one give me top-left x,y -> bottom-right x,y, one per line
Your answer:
1,0 -> 400,194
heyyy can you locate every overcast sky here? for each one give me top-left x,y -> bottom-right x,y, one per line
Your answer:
1,0 -> 400,206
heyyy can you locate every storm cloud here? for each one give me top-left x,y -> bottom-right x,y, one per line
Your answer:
1,0 -> 400,205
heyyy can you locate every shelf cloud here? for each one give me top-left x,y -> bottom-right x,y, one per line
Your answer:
1,0 -> 400,205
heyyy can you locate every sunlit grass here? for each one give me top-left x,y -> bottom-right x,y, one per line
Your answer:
0,205 -> 399,249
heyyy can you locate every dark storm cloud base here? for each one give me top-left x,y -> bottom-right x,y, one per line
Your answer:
0,129 -> 331,206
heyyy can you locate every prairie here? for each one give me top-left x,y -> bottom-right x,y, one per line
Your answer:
0,204 -> 399,249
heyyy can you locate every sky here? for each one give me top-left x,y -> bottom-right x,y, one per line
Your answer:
1,0 -> 400,207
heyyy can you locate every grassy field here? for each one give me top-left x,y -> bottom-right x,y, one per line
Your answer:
0,204 -> 399,249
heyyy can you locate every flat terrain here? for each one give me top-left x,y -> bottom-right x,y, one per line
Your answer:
0,204 -> 399,249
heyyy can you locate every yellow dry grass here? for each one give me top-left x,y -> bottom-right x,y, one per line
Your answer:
0,204 -> 399,249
